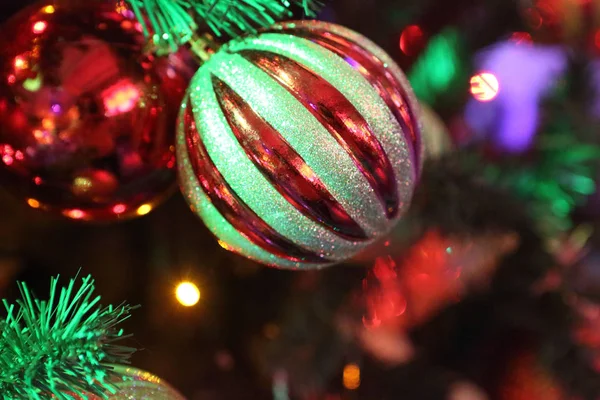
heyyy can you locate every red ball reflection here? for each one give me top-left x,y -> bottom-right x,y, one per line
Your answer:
0,1 -> 195,221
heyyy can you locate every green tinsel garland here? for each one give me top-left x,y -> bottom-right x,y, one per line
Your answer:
0,275 -> 138,400
124,0 -> 322,53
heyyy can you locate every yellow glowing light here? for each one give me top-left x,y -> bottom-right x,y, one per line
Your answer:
343,363 -> 361,390
14,56 -> 27,70
43,5 -> 55,14
42,117 -> 55,131
27,198 -> 40,209
136,203 -> 152,216
175,282 -> 201,307
470,72 -> 500,102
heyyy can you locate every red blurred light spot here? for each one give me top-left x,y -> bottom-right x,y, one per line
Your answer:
34,176 -> 42,185
400,25 -> 425,56
102,80 -> 140,116
32,21 -> 47,34
14,150 -> 23,160
510,32 -> 533,45
595,30 -> 600,49
7,74 -> 16,85
112,204 -> 126,214
2,154 -> 13,165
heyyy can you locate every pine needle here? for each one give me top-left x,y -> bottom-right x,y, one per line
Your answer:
0,275 -> 138,399
123,0 -> 323,53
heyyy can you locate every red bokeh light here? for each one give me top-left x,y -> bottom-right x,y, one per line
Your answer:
112,203 -> 126,214
102,80 -> 140,116
2,154 -> 14,165
510,32 -> 533,45
400,25 -> 425,56
595,30 -> 600,50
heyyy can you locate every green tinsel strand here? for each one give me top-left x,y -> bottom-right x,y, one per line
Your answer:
124,0 -> 322,53
0,275 -> 138,399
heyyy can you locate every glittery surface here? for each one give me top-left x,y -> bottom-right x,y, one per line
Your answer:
177,113 -> 312,269
83,366 -> 185,399
177,21 -> 420,269
305,21 -> 425,173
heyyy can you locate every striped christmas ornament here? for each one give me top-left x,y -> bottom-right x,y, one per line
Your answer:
177,20 -> 422,269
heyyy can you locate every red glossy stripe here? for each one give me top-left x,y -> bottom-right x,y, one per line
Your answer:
182,98 -> 330,264
240,50 -> 400,219
285,26 -> 422,174
212,76 -> 367,240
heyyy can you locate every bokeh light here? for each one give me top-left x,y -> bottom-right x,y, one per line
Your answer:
136,204 -> 152,216
176,281 -> 200,307
112,204 -> 126,214
32,21 -> 47,34
400,25 -> 425,56
470,72 -> 500,102
14,56 -> 27,71
27,198 -> 40,209
343,363 -> 361,390
63,209 -> 86,220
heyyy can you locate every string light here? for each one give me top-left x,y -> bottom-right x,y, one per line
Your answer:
32,21 -> 48,34
470,72 -> 500,102
112,204 -> 126,214
63,209 -> 86,220
136,204 -> 152,216
175,281 -> 200,307
27,198 -> 40,209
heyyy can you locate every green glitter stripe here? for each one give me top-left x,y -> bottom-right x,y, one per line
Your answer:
227,31 -> 416,226
305,21 -> 425,172
187,69 -> 361,259
207,49 -> 387,237
176,108 -> 321,269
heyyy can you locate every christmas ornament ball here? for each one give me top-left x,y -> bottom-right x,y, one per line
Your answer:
420,104 -> 452,160
0,0 -> 193,221
177,20 -> 422,269
70,366 -> 186,399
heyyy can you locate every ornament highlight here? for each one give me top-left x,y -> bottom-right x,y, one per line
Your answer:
0,1 -> 194,221
177,21 -> 422,269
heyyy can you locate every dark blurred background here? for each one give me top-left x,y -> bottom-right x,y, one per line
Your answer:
1,0 -> 600,399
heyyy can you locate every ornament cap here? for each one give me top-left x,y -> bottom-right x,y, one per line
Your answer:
189,33 -> 221,63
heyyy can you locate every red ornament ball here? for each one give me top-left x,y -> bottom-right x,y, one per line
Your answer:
177,21 -> 422,269
0,1 -> 194,221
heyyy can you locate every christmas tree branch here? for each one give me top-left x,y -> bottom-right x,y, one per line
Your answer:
0,275 -> 138,399
124,0 -> 322,53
